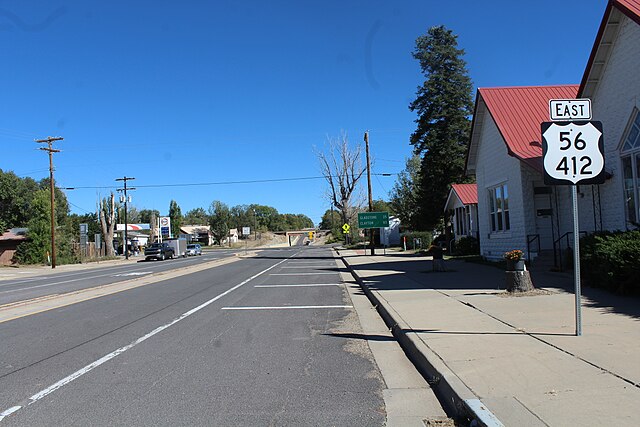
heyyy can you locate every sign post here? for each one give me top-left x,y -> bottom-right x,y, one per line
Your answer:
542,100 -> 604,336
342,223 -> 350,246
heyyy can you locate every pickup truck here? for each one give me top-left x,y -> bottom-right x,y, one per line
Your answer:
144,242 -> 175,261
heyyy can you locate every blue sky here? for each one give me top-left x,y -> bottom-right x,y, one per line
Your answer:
0,1 -> 607,225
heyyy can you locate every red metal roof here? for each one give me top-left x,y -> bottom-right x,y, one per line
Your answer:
615,0 -> 640,23
478,85 -> 579,171
451,183 -> 478,205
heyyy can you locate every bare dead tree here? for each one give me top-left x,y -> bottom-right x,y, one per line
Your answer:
316,132 -> 365,226
98,193 -> 117,257
149,211 -> 158,243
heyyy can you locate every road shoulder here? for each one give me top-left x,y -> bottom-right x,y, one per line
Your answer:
333,255 -> 451,426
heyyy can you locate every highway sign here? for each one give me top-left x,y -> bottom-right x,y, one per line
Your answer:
342,223 -> 350,234
358,212 -> 390,229
549,99 -> 591,121
242,227 -> 250,236
542,121 -> 605,185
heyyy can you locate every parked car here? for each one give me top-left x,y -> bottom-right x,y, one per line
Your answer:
186,243 -> 202,256
144,242 -> 175,261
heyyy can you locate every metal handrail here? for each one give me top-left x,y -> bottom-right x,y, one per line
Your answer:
526,234 -> 540,263
553,231 -> 588,271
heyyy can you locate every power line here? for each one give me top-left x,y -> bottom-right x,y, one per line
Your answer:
63,173 -> 398,190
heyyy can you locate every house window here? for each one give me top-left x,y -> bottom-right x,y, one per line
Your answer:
489,184 -> 509,232
621,110 -> 640,225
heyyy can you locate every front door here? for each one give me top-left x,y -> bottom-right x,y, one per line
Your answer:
533,185 -> 554,250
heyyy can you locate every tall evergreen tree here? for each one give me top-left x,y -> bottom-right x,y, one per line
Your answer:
390,154 -> 422,230
409,25 -> 473,230
168,200 -> 183,237
208,200 -> 231,245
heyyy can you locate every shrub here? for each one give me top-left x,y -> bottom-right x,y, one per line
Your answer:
580,230 -> 640,295
454,236 -> 479,255
401,232 -> 433,250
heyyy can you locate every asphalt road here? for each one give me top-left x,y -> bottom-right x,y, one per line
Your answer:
0,249 -> 237,306
0,246 -> 386,426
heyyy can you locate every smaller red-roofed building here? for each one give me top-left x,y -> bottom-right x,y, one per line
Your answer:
444,184 -> 478,242
466,85 -> 580,260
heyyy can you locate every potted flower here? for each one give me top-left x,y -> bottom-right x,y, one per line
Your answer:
504,249 -> 525,271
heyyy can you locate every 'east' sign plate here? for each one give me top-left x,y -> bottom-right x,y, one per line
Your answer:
549,99 -> 592,121
542,121 -> 605,185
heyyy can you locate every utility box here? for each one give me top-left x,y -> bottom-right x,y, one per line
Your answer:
165,237 -> 187,258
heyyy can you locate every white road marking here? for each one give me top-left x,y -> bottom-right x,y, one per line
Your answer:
221,305 -> 353,310
0,255 -> 292,422
254,284 -> 342,288
280,266 -> 333,269
112,272 -> 152,277
269,272 -> 335,276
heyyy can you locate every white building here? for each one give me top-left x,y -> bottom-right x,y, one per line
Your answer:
380,216 -> 401,246
466,0 -> 640,262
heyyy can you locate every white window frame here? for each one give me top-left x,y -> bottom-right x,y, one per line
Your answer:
488,183 -> 510,233
620,109 -> 640,226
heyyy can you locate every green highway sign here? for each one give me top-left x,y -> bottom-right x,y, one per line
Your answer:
358,211 -> 389,229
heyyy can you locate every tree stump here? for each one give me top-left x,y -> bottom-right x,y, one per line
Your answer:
505,271 -> 534,292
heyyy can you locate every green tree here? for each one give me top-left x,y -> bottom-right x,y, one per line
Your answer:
208,200 -> 231,245
67,213 -> 101,241
390,154 -> 422,230
0,169 -> 39,232
230,205 -> 251,232
184,207 -> 209,225
409,25 -> 473,231
319,209 -> 340,231
250,204 -> 279,231
168,200 -> 183,237
139,209 -> 160,225
14,190 -> 52,264
371,199 -> 392,215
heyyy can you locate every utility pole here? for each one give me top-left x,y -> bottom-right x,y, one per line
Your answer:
36,136 -> 63,269
116,177 -> 135,260
364,131 -> 375,255
253,208 -> 257,241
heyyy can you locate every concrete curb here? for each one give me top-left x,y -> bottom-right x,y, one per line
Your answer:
337,250 -> 504,427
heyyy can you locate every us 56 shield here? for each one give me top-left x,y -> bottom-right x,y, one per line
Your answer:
541,121 -> 605,185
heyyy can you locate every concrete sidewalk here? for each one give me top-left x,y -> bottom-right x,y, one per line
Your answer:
339,248 -> 640,427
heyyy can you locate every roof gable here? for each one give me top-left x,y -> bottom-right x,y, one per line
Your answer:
580,0 -> 640,97
468,85 -> 579,173
452,184 -> 478,205
444,183 -> 478,212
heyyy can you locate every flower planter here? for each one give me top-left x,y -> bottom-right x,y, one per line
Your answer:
506,259 -> 525,271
